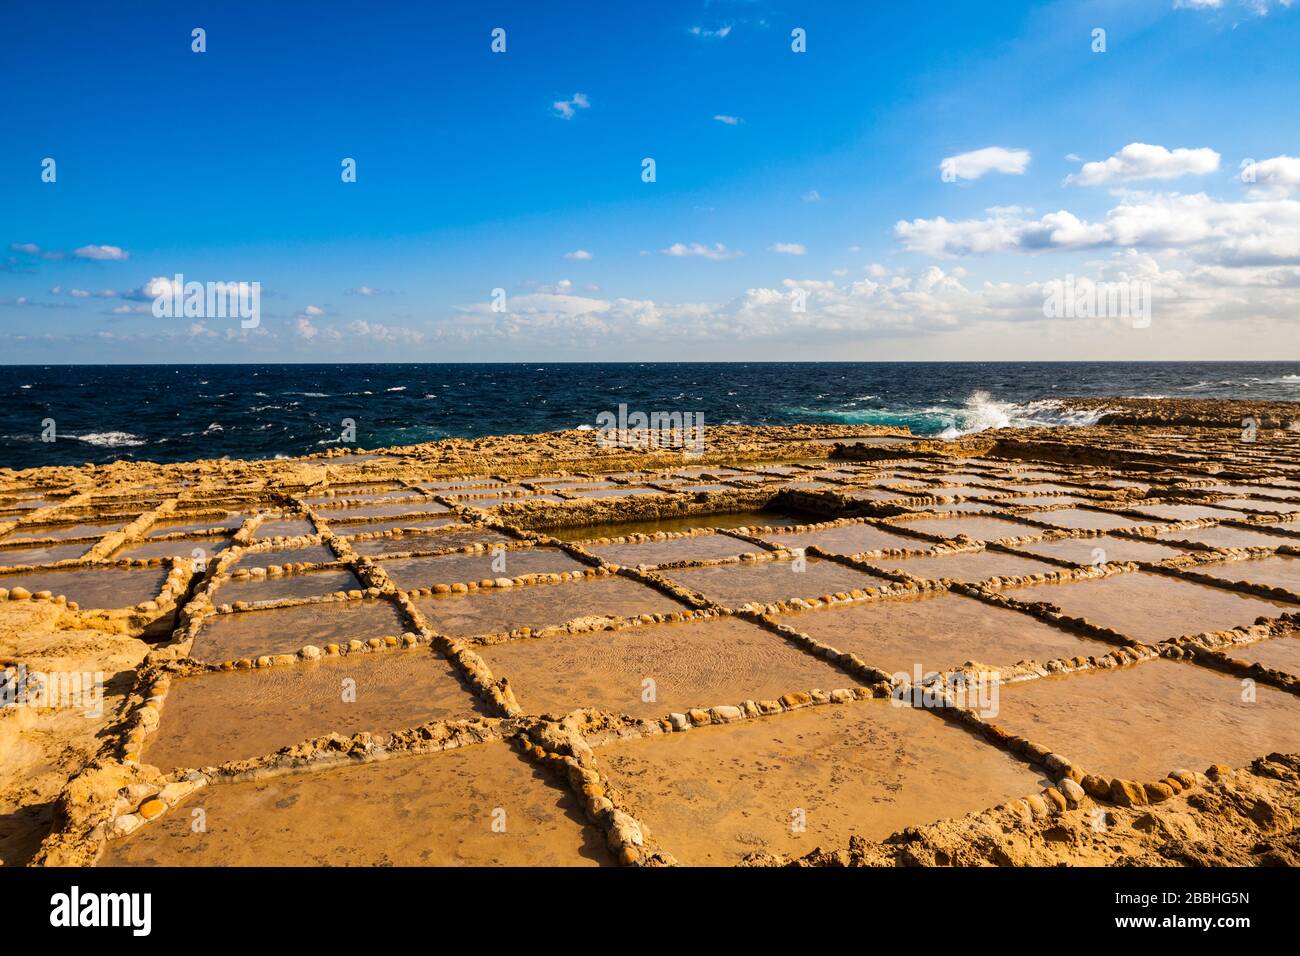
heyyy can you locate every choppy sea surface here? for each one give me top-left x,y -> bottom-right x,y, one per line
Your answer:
2,362 -> 1298,470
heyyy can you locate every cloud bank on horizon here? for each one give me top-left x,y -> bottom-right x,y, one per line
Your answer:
2,0 -> 1299,362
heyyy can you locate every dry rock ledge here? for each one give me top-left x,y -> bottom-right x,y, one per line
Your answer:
3,401 -> 1300,867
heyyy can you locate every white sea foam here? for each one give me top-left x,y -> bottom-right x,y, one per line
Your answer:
74,431 -> 146,448
935,391 -> 1110,439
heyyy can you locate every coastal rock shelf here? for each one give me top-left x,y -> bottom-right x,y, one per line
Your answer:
5,412 -> 1300,868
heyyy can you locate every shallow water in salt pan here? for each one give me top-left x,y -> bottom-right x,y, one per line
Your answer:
776,590 -> 1109,675
212,568 -> 361,605
190,599 -> 408,661
1033,509 -> 1151,531
585,533 -> 767,567
1152,524 -> 1297,550
1132,503 -> 1244,522
4,519 -> 131,542
253,518 -> 316,539
348,527 -> 510,556
1227,632 -> 1300,675
319,499 -> 448,520
382,547 -> 585,588
1210,497 -> 1295,514
114,536 -> 231,561
891,514 -> 1036,542
600,701 -> 1044,865
761,522 -> 920,555
1014,535 -> 1187,565
104,741 -> 610,866
1003,571 -> 1293,642
875,549 -> 1056,582
145,515 -> 245,537
0,566 -> 166,608
229,544 -> 336,569
414,575 -> 687,638
0,541 -> 91,565
478,616 -> 849,718
664,558 -> 887,607
991,659 -> 1300,780
1196,556 -> 1300,595
334,516 -> 460,535
145,649 -> 488,769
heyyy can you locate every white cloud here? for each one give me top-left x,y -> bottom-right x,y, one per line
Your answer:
295,317 -> 318,340
441,244 -> 1300,358
563,249 -> 593,261
346,285 -> 385,296
660,242 -> 742,260
1067,143 -> 1220,186
1175,0 -> 1293,14
895,192 -> 1300,265
713,114 -> 742,125
896,212 -> 1031,257
1243,155 -> 1300,190
11,242 -> 129,261
525,278 -> 575,294
689,25 -> 732,38
348,319 -> 424,344
769,242 -> 807,255
73,244 -> 129,261
940,147 -> 1031,181
552,92 -> 590,119
802,190 -> 822,202
301,304 -> 325,316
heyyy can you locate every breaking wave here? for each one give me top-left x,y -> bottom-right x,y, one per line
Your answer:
72,431 -> 147,448
783,390 -> 1110,439
934,391 -> 1110,439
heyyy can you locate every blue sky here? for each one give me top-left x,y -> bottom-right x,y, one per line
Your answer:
3,0 -> 1299,362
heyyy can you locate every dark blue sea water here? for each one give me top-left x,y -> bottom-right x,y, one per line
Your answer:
2,362 -> 1298,470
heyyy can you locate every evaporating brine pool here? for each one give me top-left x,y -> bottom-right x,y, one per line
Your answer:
599,700 -> 1045,865
190,599 -> 409,661
381,547 -> 586,589
1003,571 -> 1294,643
413,575 -> 688,638
584,532 -> 768,567
663,558 -> 888,607
775,589 -> 1110,676
145,648 -> 489,769
103,741 -> 610,867
0,566 -> 167,608
211,568 -> 362,606
991,659 -> 1300,781
476,616 -> 848,719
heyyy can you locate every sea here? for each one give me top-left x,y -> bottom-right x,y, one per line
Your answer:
2,362 -> 1298,470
